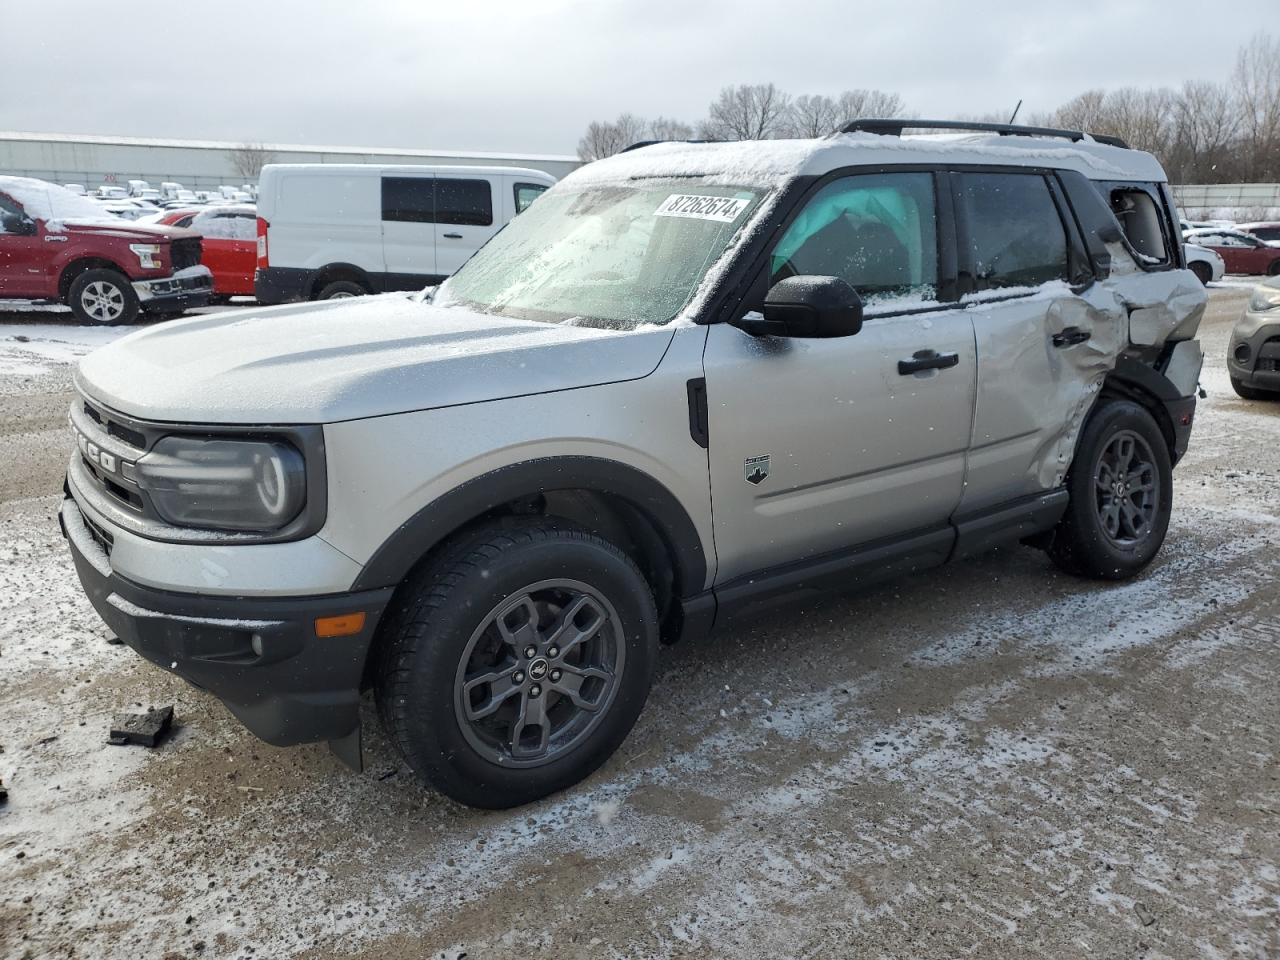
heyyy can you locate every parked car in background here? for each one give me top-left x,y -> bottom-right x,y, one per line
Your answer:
1227,275 -> 1280,400
91,198 -> 158,221
1184,242 -> 1225,285
155,204 -> 256,300
1183,227 -> 1280,275
96,185 -> 128,200
254,163 -> 555,302
63,183 -> 87,196
0,176 -> 212,324
1236,221 -> 1280,243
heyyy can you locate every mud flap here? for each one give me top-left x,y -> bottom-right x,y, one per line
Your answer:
329,726 -> 364,773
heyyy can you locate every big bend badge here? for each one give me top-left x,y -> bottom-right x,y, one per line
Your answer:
744,455 -> 770,485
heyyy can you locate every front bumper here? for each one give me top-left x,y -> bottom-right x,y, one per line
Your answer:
61,497 -> 393,750
134,265 -> 213,312
1227,311 -> 1280,390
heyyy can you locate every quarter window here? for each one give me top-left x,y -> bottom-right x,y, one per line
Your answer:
1110,188 -> 1171,264
436,179 -> 493,226
514,182 -> 547,214
959,173 -> 1069,290
381,176 -> 434,223
770,172 -> 938,305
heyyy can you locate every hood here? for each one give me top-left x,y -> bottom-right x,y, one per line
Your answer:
75,295 -> 675,424
53,220 -> 198,243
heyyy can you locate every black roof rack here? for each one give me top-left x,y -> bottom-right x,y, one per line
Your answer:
619,138 -> 724,153
838,118 -> 1130,150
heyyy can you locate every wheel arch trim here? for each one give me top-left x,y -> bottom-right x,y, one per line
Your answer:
349,456 -> 709,596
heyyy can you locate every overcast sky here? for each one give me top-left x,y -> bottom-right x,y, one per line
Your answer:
1,0 -> 1259,157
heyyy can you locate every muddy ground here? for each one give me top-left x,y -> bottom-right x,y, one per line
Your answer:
0,285 -> 1277,959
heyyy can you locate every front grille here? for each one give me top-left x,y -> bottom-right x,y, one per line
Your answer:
170,237 -> 203,272
84,401 -> 145,450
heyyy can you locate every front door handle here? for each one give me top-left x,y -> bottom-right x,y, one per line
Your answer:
442,232 -> 463,239
1052,326 -> 1092,347
898,349 -> 960,375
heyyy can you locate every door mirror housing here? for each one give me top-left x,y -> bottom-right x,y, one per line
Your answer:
735,275 -> 864,338
0,213 -> 36,236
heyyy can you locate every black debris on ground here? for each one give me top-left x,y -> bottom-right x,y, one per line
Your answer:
0,776 -> 7,804
107,706 -> 175,748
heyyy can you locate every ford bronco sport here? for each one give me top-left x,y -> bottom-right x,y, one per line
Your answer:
0,176 -> 212,324
61,120 -> 1206,808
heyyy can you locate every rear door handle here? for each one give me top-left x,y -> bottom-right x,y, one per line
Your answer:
442,232 -> 463,239
1052,326 -> 1091,347
898,349 -> 960,375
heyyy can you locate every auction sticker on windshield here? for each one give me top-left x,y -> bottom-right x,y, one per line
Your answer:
654,194 -> 749,223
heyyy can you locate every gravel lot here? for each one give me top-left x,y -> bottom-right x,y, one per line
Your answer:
0,285 -> 1277,960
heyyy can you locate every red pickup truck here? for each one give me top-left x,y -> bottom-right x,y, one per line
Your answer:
0,176 -> 212,324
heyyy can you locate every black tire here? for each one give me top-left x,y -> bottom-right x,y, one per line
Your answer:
1268,261 -> 1280,277
374,519 -> 658,809
1049,400 -> 1173,580
1231,376 -> 1280,401
1189,261 -> 1211,286
67,269 -> 139,325
315,280 -> 367,300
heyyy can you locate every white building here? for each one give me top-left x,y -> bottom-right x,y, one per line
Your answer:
0,131 -> 581,192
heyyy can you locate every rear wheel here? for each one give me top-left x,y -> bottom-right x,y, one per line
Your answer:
316,280 -> 366,300
1268,261 -> 1280,277
1231,376 -> 1280,401
375,519 -> 658,808
1049,400 -> 1172,580
1189,261 -> 1211,286
67,269 -> 139,325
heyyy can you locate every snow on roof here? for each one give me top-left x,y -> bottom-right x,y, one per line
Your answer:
0,130 -> 578,164
567,132 -> 1165,188
0,175 -> 117,222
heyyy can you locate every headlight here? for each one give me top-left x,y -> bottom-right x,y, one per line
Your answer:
134,436 -> 306,531
1249,285 -> 1280,312
129,243 -> 161,269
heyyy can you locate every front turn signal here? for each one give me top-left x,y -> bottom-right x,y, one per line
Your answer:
314,612 -> 367,638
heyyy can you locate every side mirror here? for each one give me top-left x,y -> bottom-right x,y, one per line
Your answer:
735,275 -> 863,338
0,213 -> 36,236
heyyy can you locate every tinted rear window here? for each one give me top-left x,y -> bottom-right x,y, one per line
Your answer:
959,173 -> 1069,290
436,179 -> 493,226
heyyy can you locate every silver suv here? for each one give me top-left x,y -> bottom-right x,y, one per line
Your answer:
62,120 -> 1206,808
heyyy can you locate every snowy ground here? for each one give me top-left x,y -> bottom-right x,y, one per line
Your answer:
0,287 -> 1278,959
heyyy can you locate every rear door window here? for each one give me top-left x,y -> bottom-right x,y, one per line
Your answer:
958,173 -> 1069,290
381,176 -> 434,223
435,178 -> 493,226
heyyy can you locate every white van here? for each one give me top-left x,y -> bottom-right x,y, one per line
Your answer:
253,163 -> 556,302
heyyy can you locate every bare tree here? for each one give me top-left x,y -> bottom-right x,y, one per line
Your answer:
229,142 -> 277,181
1171,80 -> 1240,182
835,89 -> 905,125
576,113 -> 654,161
700,83 -> 793,140
648,116 -> 695,141
1232,33 -> 1280,180
784,94 -> 842,138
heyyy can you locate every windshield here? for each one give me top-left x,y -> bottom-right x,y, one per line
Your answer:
436,180 -> 765,329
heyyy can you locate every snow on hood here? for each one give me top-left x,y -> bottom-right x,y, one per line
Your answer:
74,295 -> 675,424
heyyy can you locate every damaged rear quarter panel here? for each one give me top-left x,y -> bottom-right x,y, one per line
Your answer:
961,250 -> 1205,513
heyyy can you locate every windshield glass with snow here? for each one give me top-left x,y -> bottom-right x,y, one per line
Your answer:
437,180 -> 764,329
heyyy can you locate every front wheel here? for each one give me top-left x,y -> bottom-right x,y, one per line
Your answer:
316,280 -> 366,300
375,519 -> 658,808
67,269 -> 139,325
1049,400 -> 1173,580
1189,261 -> 1211,286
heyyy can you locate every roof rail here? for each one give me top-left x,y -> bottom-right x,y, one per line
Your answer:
619,138 -> 724,153
837,118 -> 1130,150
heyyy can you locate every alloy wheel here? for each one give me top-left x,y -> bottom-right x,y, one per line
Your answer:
80,280 -> 125,323
1094,429 -> 1159,545
453,579 -> 625,768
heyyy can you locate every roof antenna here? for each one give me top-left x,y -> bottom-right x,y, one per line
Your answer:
1008,99 -> 1023,124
